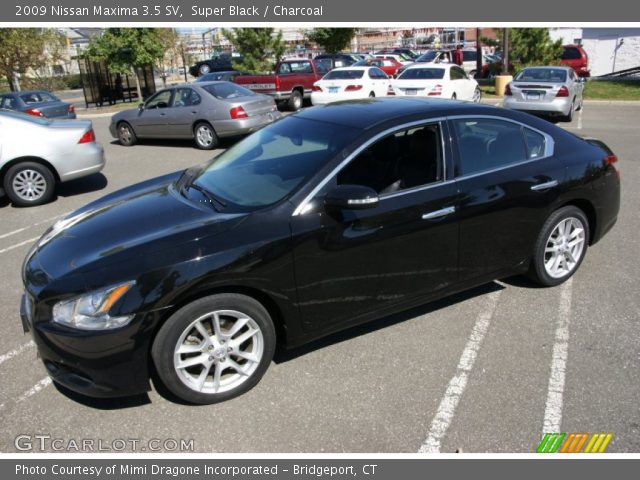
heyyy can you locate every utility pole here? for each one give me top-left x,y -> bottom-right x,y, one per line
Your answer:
502,28 -> 509,74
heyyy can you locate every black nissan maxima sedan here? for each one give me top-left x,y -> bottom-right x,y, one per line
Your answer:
20,98 -> 620,404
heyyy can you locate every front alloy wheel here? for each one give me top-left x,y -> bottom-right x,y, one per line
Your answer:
152,294 -> 276,404
194,122 -> 218,150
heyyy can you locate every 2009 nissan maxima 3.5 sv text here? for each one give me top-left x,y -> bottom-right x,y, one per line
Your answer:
20,99 -> 620,404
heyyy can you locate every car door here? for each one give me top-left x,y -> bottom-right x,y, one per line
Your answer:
134,89 -> 174,137
290,120 -> 459,333
168,87 -> 202,137
450,116 -> 566,282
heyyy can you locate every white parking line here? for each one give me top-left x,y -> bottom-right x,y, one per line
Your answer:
0,213 -> 67,241
542,277 -> 574,433
16,377 -> 52,403
0,340 -> 34,367
418,289 -> 502,453
0,237 -> 40,255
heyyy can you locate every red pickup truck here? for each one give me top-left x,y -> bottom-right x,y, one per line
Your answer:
236,59 -> 330,111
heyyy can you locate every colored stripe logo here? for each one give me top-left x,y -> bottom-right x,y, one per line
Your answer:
537,433 -> 612,453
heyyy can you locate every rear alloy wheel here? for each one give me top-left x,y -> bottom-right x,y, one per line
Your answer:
193,122 -> 218,150
528,206 -> 589,286
152,294 -> 276,404
4,162 -> 55,207
472,87 -> 482,103
563,99 -> 575,122
117,122 -> 137,146
288,90 -> 303,111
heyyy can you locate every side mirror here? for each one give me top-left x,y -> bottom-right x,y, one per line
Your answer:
325,184 -> 379,210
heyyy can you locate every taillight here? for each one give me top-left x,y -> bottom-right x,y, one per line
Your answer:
78,129 -> 95,144
603,154 -> 620,178
387,85 -> 395,96
25,108 -> 43,117
312,84 -> 322,92
428,84 -> 443,96
275,76 -> 281,90
504,83 -> 512,96
68,104 -> 75,114
345,85 -> 363,91
229,106 -> 248,119
556,86 -> 569,97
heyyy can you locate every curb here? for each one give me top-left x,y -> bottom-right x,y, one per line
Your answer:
76,112 -> 117,119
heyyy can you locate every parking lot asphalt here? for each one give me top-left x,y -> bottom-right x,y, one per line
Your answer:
0,103 -> 638,453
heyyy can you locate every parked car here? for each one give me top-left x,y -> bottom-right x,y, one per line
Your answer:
189,53 -> 243,77
390,64 -> 481,101
374,53 -> 413,66
235,59 -> 330,111
109,82 -> 281,150
0,90 -> 76,119
311,67 -> 390,105
0,110 -> 104,206
503,66 -> 584,121
375,48 -> 420,60
20,98 -> 620,404
195,71 -> 247,83
561,44 -> 590,77
399,49 -> 489,78
313,53 -> 361,68
353,57 -> 403,77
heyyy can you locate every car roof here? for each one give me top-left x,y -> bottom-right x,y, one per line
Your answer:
404,63 -> 451,70
294,97 -> 505,129
329,66 -> 376,71
519,66 -> 573,71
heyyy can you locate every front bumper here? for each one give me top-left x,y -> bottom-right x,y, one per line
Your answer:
21,293 -> 156,398
213,110 -> 282,138
503,96 -> 572,116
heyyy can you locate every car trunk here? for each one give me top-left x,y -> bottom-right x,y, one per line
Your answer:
36,102 -> 70,118
511,83 -> 559,102
228,95 -> 274,116
392,80 -> 438,96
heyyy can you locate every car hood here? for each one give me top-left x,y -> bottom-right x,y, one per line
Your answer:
25,171 -> 247,284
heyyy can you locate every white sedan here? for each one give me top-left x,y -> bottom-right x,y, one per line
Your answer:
390,63 -> 481,102
311,67 -> 391,105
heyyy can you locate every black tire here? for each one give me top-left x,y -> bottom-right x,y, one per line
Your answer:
198,63 -> 211,76
117,121 -> 137,146
563,99 -> 575,122
527,206 -> 590,287
3,161 -> 55,207
193,122 -> 218,150
473,86 -> 482,103
451,93 -> 457,100
369,91 -> 375,98
152,293 -> 276,405
288,90 -> 303,111
469,69 -> 477,79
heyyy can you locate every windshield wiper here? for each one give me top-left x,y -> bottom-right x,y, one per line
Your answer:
183,181 -> 228,210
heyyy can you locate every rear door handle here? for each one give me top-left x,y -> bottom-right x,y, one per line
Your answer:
422,206 -> 456,220
531,180 -> 558,191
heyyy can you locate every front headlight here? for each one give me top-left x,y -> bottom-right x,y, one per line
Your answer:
52,282 -> 135,330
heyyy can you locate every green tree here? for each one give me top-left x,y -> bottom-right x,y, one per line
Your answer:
497,28 -> 563,71
0,28 -> 64,91
87,28 -> 165,101
308,28 -> 357,65
222,28 -> 286,74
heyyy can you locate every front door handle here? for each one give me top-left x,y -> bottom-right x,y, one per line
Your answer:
422,206 -> 456,220
531,179 -> 558,191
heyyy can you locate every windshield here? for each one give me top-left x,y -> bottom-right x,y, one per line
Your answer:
194,117 -> 362,209
398,68 -> 445,80
416,51 -> 439,62
515,68 -> 567,83
202,83 -> 255,99
323,70 -> 365,80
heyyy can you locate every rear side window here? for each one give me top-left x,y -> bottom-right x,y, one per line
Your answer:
524,128 -> 546,159
172,88 -> 201,107
450,67 -> 467,80
462,51 -> 476,62
20,92 -> 56,104
452,118 -> 529,175
289,62 -> 313,74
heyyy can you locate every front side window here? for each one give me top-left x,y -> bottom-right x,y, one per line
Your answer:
194,117 -> 361,208
337,124 -> 443,195
453,118 -> 532,175
145,90 -> 173,109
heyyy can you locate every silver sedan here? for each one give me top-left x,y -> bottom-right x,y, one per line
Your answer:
109,82 -> 281,150
503,66 -> 585,121
0,110 -> 105,206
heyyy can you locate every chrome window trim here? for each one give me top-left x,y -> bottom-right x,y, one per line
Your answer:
292,117 -> 448,216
